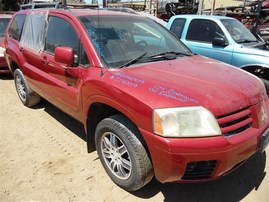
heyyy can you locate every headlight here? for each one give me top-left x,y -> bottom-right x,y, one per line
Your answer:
153,106 -> 221,137
259,101 -> 268,127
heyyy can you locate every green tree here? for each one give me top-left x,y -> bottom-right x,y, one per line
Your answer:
0,0 -> 20,11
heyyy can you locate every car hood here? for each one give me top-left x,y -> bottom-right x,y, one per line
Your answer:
236,42 -> 269,57
108,55 -> 265,117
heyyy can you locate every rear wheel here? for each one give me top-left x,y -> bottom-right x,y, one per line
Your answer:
14,69 -> 40,107
95,114 -> 153,191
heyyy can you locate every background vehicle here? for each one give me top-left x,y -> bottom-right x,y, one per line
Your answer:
5,8 -> 269,191
98,7 -> 168,27
167,14 -> 269,94
0,13 -> 12,74
155,0 -> 268,42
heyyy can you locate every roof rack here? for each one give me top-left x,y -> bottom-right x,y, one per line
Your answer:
20,2 -> 64,10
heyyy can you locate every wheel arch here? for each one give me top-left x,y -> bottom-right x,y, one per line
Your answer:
240,64 -> 269,80
9,60 -> 21,75
84,101 -> 149,154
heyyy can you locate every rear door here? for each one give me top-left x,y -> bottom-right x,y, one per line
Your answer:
5,13 -> 26,72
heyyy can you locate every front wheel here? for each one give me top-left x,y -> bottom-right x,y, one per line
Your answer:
14,69 -> 40,107
95,115 -> 153,191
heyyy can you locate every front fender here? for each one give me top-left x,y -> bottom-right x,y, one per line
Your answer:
82,92 -> 154,137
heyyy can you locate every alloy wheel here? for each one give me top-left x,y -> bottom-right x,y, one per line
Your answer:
15,75 -> 27,102
100,132 -> 132,180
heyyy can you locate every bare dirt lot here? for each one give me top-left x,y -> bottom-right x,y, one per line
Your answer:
0,74 -> 268,202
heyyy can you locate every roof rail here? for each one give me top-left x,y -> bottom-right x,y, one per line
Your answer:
20,2 -> 64,10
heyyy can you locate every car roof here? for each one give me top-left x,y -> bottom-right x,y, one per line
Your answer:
172,14 -> 235,21
70,9 -> 139,17
14,8 -> 139,18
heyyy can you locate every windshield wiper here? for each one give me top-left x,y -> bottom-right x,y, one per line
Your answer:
118,52 -> 147,68
149,51 -> 192,58
139,51 -> 192,62
144,51 -> 192,61
237,39 -> 258,43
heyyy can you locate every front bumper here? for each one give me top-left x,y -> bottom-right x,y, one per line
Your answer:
140,105 -> 269,183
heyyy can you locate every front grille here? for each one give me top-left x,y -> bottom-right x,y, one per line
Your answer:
182,160 -> 217,180
217,108 -> 252,136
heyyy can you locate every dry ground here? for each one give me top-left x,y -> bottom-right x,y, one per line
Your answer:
0,74 -> 268,202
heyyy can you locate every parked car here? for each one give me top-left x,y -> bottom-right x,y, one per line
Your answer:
98,7 -> 168,27
0,13 -> 12,74
259,27 -> 269,42
167,15 -> 269,94
5,8 -> 269,191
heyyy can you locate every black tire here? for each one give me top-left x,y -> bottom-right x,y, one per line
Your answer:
261,79 -> 269,96
95,114 -> 154,191
14,69 -> 40,107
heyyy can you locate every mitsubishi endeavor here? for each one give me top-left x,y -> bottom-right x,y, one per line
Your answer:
4,8 -> 269,191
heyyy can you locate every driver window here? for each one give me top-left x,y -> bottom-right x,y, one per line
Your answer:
186,19 -> 224,43
45,16 -> 79,56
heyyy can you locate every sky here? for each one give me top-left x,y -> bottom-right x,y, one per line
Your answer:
84,0 -> 102,4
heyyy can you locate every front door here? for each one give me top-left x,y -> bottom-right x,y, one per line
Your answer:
183,19 -> 233,64
40,15 -> 88,120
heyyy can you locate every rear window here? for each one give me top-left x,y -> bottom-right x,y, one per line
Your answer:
0,18 -> 11,37
8,14 -> 26,41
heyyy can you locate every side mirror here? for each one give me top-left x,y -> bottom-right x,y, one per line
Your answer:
54,46 -> 74,67
212,37 -> 227,46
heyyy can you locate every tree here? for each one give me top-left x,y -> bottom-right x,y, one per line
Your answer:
0,0 -> 20,11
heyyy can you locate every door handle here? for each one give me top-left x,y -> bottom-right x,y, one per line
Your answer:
41,56 -> 49,65
19,47 -> 24,52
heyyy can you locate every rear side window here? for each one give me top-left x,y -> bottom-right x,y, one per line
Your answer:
170,18 -> 186,38
45,16 -> 79,54
8,14 -> 26,41
186,19 -> 224,43
0,18 -> 11,37
20,12 -> 47,52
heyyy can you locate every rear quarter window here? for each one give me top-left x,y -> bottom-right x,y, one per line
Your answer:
8,14 -> 26,41
170,18 -> 186,38
0,18 -> 11,37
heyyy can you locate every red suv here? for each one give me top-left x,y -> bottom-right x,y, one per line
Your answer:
5,8 -> 269,191
0,13 -> 12,74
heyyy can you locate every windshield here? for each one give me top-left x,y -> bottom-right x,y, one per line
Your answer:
0,18 -> 10,37
79,15 -> 192,68
221,19 -> 257,43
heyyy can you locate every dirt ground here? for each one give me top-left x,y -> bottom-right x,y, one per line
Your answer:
0,74 -> 268,202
